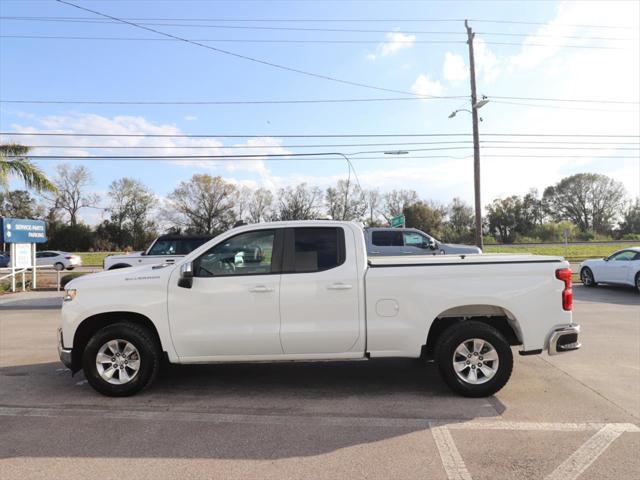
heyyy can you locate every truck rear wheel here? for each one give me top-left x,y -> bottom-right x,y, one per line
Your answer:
82,322 -> 160,397
435,321 -> 513,397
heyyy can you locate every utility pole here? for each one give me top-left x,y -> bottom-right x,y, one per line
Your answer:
465,19 -> 483,250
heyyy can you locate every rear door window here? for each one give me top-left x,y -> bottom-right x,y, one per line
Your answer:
371,231 -> 403,247
288,227 -> 345,273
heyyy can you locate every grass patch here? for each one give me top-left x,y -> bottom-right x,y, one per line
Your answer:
484,243 -> 636,262
74,252 -> 124,266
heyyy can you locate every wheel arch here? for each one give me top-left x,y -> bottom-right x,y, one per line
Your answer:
422,304 -> 522,360
71,311 -> 163,373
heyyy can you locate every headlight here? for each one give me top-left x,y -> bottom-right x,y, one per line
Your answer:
63,289 -> 77,302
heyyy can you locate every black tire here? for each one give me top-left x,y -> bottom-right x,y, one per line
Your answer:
66,266 -> 75,271
54,262 -> 65,271
82,322 -> 161,397
635,273 -> 640,293
435,321 -> 513,398
580,267 -> 597,287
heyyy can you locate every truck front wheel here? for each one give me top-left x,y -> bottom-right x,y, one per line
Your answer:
435,321 -> 513,397
82,322 -> 161,397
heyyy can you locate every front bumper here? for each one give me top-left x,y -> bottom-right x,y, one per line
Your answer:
548,324 -> 581,355
57,328 -> 73,369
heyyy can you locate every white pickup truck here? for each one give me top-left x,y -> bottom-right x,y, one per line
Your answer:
58,221 -> 580,398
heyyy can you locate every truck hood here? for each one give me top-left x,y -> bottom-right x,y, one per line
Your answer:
66,263 -> 175,290
105,252 -> 144,261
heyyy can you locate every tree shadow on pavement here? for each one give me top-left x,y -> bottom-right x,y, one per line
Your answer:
573,284 -> 640,306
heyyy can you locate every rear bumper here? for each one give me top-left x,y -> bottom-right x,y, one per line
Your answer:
57,328 -> 73,369
548,324 -> 581,355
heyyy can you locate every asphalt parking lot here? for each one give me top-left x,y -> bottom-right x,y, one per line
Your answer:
1,286 -> 638,480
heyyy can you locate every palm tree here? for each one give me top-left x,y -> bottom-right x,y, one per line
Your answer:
0,144 -> 56,192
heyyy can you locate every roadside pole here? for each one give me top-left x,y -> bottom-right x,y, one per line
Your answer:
31,243 -> 37,289
465,20 -> 484,251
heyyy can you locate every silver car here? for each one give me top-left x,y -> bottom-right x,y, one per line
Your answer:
365,228 -> 482,256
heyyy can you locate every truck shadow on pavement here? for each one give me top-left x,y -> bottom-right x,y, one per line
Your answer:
0,358 -> 506,460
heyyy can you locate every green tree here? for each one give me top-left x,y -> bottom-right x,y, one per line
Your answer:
403,201 -> 445,238
0,190 -> 45,218
619,198 -> 640,236
542,173 -> 626,234
0,144 -> 56,192
443,197 -> 475,243
486,196 -> 520,243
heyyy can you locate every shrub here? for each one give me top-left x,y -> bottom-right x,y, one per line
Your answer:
60,272 -> 88,288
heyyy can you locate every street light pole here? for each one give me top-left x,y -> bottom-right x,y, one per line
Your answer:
465,19 -> 483,250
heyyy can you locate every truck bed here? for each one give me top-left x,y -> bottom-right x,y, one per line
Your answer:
367,253 -> 564,267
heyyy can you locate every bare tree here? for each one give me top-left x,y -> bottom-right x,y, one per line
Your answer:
107,178 -> 156,249
46,164 -> 99,226
325,179 -> 367,221
382,189 -> 419,222
276,183 -> 322,220
364,188 -> 383,226
233,185 -> 253,222
248,188 -> 274,223
166,174 -> 237,234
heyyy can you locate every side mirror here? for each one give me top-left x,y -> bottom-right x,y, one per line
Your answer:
603,257 -> 609,261
178,261 -> 194,289
427,239 -> 437,250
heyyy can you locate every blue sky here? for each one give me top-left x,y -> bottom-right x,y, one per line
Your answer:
1,0 -> 638,224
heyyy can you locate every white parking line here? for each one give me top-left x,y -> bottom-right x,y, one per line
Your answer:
430,425 -> 472,480
0,406 -> 638,433
544,424 -> 624,480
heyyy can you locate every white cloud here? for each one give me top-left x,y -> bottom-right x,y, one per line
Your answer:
410,74 -> 445,97
4,113 -> 290,180
443,52 -> 468,82
367,31 -> 416,60
183,115 -> 197,121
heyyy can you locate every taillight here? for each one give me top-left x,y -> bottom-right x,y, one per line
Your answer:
555,268 -> 573,311
65,256 -> 73,260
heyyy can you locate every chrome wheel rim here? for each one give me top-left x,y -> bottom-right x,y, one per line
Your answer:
453,338 -> 499,385
581,269 -> 593,286
96,339 -> 141,385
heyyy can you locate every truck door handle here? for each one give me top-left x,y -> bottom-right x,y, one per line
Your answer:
248,285 -> 274,293
327,283 -> 353,290
165,259 -> 175,263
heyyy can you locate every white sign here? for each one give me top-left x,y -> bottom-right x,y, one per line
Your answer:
13,243 -> 32,269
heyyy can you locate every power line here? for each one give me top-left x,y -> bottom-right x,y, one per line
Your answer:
1,132 -> 473,138
3,132 -> 638,138
22,145 -> 640,151
0,96 -> 466,105
11,153 -> 639,160
0,16 -> 635,37
490,100 -> 638,113
1,95 -> 637,106
51,1 -> 420,97
0,35 -> 467,45
0,35 -> 629,49
489,95 -> 639,105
